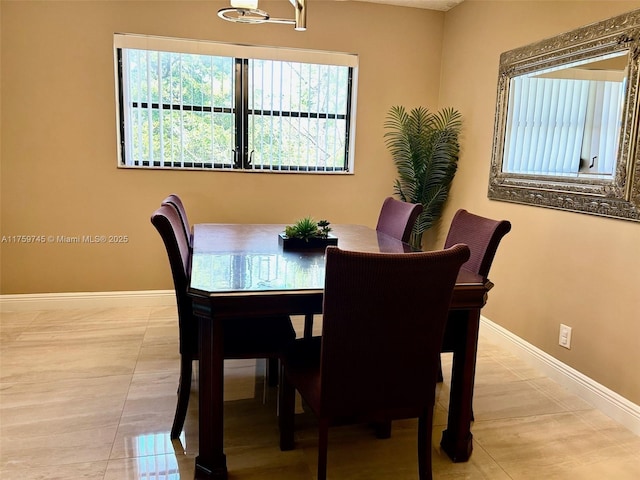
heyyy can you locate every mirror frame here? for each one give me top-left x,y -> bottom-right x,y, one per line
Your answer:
488,9 -> 640,222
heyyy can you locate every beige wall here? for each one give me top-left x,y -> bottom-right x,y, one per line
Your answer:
0,1 -> 444,293
436,0 -> 640,405
1,0 -> 639,405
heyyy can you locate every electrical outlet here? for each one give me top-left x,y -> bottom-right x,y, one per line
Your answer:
559,324 -> 572,349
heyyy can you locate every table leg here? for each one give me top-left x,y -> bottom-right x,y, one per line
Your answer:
440,308 -> 480,462
195,306 -> 228,479
303,313 -> 314,338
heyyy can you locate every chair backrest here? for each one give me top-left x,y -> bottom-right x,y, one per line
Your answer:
319,244 -> 470,420
151,204 -> 197,355
443,209 -> 511,278
375,197 -> 423,243
161,194 -> 191,247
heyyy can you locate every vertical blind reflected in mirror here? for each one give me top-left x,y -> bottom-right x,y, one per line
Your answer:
502,51 -> 627,178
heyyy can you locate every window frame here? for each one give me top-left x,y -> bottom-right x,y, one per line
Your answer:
114,34 -> 358,174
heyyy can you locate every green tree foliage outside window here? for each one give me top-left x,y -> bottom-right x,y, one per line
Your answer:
118,44 -> 355,172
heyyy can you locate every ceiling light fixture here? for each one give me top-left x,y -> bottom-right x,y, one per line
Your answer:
218,0 -> 307,31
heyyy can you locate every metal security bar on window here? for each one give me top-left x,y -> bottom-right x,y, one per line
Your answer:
115,35 -> 357,173
119,49 -> 235,169
247,59 -> 352,172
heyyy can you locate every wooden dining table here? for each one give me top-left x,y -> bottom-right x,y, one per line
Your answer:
188,223 -> 493,479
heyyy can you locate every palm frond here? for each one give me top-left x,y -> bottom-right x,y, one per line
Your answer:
385,105 -> 462,248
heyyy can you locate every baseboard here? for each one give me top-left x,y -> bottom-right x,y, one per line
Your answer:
0,290 -> 175,312
481,316 -> 640,436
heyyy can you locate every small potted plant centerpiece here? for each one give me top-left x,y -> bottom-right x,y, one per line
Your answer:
279,216 -> 338,250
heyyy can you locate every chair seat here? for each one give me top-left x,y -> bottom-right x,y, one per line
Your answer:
283,337 -> 433,424
282,337 -> 322,409
223,315 -> 296,358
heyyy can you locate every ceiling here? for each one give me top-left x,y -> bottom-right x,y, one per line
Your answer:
335,0 -> 465,11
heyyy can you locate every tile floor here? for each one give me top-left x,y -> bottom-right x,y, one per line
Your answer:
1,305 -> 638,479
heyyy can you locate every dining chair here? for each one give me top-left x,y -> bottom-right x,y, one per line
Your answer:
443,209 -> 512,279
375,196 -> 424,243
278,244 -> 470,480
374,208 -> 512,440
161,194 -> 191,248
151,205 -> 296,439
160,193 -> 295,385
439,209 -> 512,381
301,196 -> 423,339
302,197 -> 423,340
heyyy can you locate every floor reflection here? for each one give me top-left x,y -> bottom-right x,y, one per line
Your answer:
1,308 -> 638,480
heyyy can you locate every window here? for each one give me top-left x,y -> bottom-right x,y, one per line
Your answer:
114,34 -> 358,173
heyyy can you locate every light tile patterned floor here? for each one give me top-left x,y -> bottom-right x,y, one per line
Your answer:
1,306 -> 638,479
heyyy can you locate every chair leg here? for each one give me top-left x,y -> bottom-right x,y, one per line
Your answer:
417,406 -> 434,480
279,368 -> 296,451
171,355 -> 192,439
267,357 -> 279,387
317,419 -> 329,480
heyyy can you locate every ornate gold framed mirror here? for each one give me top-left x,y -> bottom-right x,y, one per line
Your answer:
488,10 -> 640,221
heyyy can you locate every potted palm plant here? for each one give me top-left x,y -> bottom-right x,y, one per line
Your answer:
384,105 -> 462,249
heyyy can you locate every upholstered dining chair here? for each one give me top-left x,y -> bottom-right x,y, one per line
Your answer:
161,194 -> 191,248
375,196 -> 424,243
443,209 -> 512,279
279,244 -> 470,480
151,205 -> 296,439
301,197 -> 422,340
439,209 -> 512,381
159,192 -> 293,385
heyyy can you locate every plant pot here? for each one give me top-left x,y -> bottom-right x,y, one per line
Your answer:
278,233 -> 338,251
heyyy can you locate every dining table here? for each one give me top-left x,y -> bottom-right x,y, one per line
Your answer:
188,223 -> 493,479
